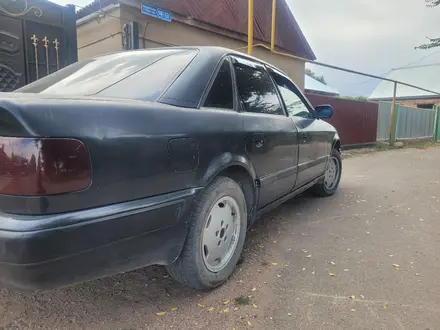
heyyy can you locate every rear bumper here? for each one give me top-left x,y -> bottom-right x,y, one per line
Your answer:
0,188 -> 200,290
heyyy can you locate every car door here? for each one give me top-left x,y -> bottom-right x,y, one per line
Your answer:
230,56 -> 298,208
268,68 -> 328,189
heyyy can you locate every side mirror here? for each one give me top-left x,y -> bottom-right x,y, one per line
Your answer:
315,105 -> 333,119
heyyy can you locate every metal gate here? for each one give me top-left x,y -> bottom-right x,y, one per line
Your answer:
0,0 -> 77,92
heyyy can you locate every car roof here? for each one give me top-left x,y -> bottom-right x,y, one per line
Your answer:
91,46 -> 292,108
98,46 -> 282,74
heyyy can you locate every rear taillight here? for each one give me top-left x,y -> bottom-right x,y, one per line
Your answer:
0,137 -> 91,195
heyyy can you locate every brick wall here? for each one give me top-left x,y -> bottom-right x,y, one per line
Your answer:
396,98 -> 440,109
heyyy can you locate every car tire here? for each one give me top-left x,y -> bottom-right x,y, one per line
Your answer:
312,148 -> 342,197
166,176 -> 247,290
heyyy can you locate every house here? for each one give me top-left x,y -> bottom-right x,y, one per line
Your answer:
75,0 -> 315,89
369,63 -> 440,109
304,75 -> 340,97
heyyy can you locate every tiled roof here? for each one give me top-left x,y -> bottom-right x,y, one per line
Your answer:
76,0 -> 316,60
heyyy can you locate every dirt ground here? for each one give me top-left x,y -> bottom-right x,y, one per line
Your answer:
1,147 -> 440,330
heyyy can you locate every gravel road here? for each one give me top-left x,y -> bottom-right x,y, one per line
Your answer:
1,147 -> 440,330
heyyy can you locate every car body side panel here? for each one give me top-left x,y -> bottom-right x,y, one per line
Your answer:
0,97 -> 247,215
293,117 -> 334,188
242,112 -> 298,208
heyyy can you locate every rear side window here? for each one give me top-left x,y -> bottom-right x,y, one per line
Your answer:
17,49 -> 198,101
99,50 -> 197,100
203,60 -> 233,109
232,58 -> 284,116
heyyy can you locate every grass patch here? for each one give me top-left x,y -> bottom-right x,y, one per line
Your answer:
234,295 -> 251,305
343,140 -> 440,159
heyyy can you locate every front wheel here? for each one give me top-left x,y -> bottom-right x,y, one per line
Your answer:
311,148 -> 342,197
166,176 -> 247,290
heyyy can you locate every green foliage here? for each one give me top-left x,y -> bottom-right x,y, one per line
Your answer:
425,0 -> 440,6
234,295 -> 250,305
339,96 -> 369,102
416,37 -> 440,50
305,68 -> 327,85
417,1 -> 440,49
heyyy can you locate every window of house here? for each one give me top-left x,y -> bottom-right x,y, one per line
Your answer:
417,103 -> 435,109
269,69 -> 313,119
232,58 -> 284,116
204,60 -> 234,109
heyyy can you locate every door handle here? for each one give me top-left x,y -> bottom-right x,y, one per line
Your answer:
300,133 -> 308,140
253,133 -> 265,148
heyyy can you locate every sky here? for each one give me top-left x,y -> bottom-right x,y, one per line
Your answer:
289,0 -> 440,96
52,0 -> 440,97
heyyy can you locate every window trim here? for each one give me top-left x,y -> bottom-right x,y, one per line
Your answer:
199,56 -> 237,111
229,55 -> 287,117
267,66 -> 316,119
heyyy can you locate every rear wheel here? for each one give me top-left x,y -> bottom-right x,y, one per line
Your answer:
166,176 -> 247,290
312,148 -> 342,197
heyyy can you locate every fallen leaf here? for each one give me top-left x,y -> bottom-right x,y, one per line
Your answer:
163,275 -> 169,279
252,304 -> 258,308
234,307 -> 239,311
288,313 -> 292,316
415,273 -> 420,276
392,264 -> 401,268
271,262 -> 279,266
257,244 -> 264,248
208,307 -> 215,312
223,308 -> 229,313
350,295 -> 356,300
344,269 -> 350,272
223,299 -> 231,305
306,255 -> 312,258
347,248 -> 352,251
170,307 -> 177,311
156,312 -> 166,316
351,309 -> 356,312
384,303 -> 389,310
329,261 -> 336,265
197,304 -> 205,308
328,272 -> 336,276
252,287 -> 257,292
277,274 -> 282,278
247,321 -> 252,326
360,295 -> 365,299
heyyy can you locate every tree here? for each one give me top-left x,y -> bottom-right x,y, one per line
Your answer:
305,68 -> 327,85
417,0 -> 440,49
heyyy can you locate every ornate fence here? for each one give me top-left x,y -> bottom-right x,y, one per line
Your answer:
0,0 -> 77,91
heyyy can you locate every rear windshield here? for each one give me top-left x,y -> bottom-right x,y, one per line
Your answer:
17,49 -> 198,101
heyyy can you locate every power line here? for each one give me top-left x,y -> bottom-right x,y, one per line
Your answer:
339,49 -> 440,88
